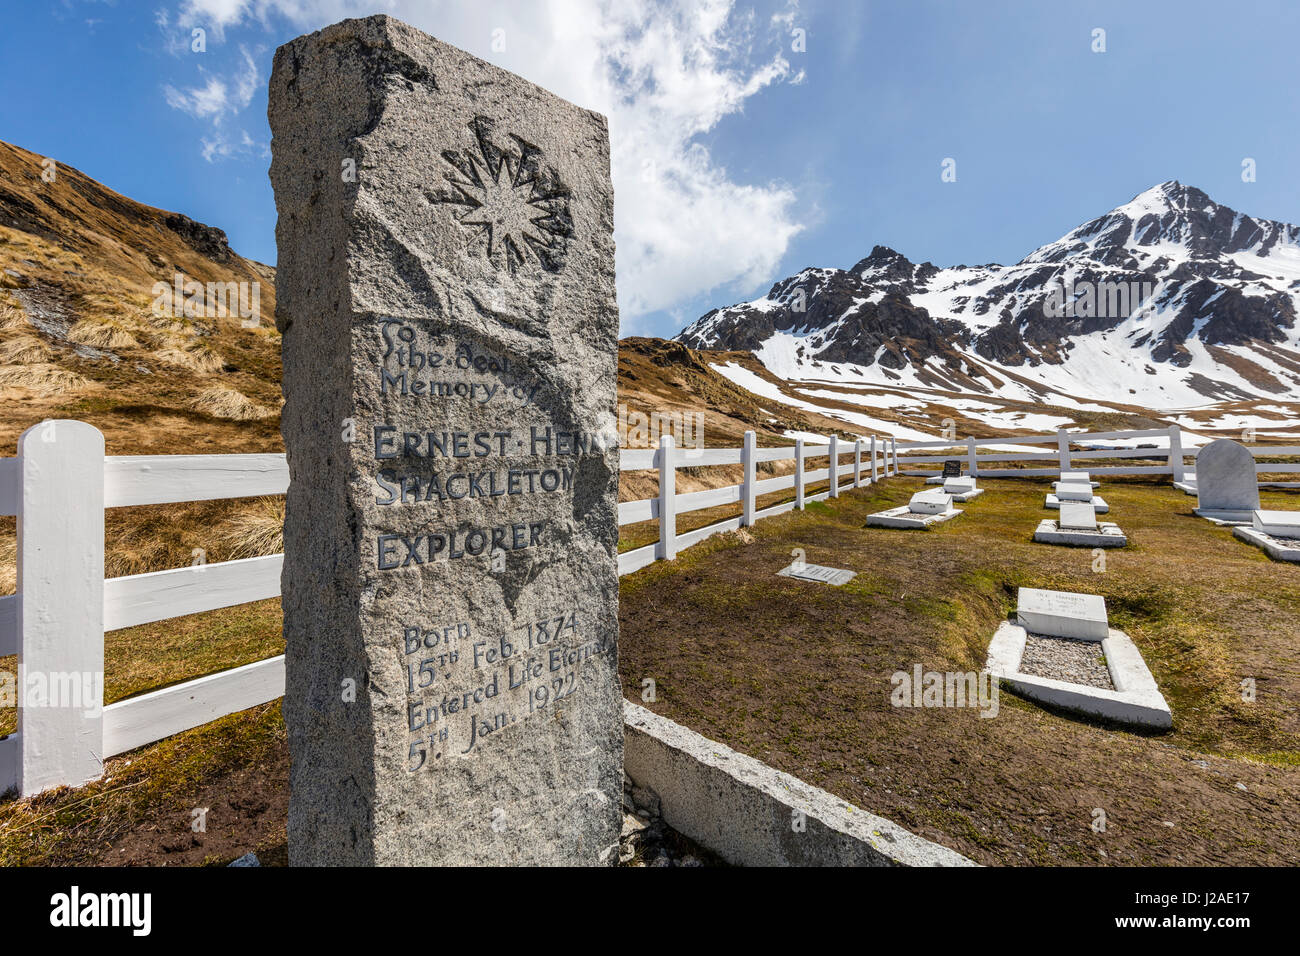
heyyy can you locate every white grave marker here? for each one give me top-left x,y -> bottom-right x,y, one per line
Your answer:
1016,587 -> 1108,641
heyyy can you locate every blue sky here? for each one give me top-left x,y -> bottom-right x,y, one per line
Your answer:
2,0 -> 1298,338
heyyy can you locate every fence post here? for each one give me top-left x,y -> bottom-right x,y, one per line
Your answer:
741,429 -> 756,526
890,437 -> 898,476
1167,425 -> 1185,483
657,433 -> 676,561
871,436 -> 878,483
829,435 -> 839,498
853,439 -> 862,488
795,439 -> 805,510
967,436 -> 979,478
1056,428 -> 1070,476
16,420 -> 105,797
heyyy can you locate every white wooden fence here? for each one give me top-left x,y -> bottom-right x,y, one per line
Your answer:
0,421 -> 898,797
893,424 -> 1300,484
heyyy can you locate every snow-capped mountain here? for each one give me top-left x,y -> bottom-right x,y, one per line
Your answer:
676,182 -> 1300,406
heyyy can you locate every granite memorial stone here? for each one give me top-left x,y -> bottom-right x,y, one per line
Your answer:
271,15 -> 622,865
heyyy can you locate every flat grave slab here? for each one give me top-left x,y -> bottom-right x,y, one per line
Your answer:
941,476 -> 983,501
1052,479 -> 1100,491
1033,518 -> 1127,548
777,562 -> 856,586
865,504 -> 962,529
1059,500 -> 1097,530
909,490 -> 953,515
1045,493 -> 1108,513
1253,510 -> 1300,538
984,587 -> 1171,730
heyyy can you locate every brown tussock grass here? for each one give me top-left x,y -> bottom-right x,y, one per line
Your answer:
191,385 -> 274,421
0,334 -> 51,365
0,302 -> 27,332
0,526 -> 14,597
153,343 -> 226,374
67,320 -> 138,350
216,497 -> 284,559
0,363 -> 92,396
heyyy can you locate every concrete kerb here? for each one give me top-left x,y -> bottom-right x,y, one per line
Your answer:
622,701 -> 977,867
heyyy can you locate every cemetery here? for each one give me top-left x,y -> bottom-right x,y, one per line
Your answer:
0,15 -> 1298,871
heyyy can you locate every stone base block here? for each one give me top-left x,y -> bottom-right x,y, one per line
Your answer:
623,702 -> 975,866
1194,509 -> 1254,526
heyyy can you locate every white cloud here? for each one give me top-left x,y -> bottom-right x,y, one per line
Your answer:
163,0 -> 805,323
164,74 -> 231,117
163,44 -> 265,161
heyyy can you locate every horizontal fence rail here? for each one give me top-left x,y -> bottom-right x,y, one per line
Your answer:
2,418 -> 1295,796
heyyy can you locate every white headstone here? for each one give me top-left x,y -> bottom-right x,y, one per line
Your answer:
1195,439 -> 1259,514
1055,481 -> 1094,502
1253,510 -> 1300,539
942,476 -> 976,494
1058,501 -> 1098,531
1061,470 -> 1091,482
1016,587 -> 1108,641
909,490 -> 952,515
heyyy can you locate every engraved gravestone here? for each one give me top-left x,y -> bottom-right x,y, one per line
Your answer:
1016,587 -> 1108,641
942,459 -> 962,478
270,15 -> 622,865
